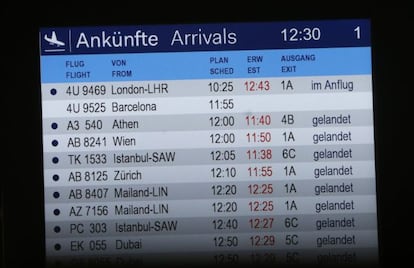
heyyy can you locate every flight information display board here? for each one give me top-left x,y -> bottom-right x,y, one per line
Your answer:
39,19 -> 378,267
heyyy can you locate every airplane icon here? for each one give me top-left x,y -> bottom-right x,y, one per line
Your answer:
44,31 -> 65,47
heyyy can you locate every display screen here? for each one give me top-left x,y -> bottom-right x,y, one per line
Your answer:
39,19 -> 378,267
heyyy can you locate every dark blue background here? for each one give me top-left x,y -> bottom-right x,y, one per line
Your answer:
40,20 -> 370,55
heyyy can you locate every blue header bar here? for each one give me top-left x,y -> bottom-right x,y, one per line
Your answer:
40,47 -> 371,83
40,19 -> 370,55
